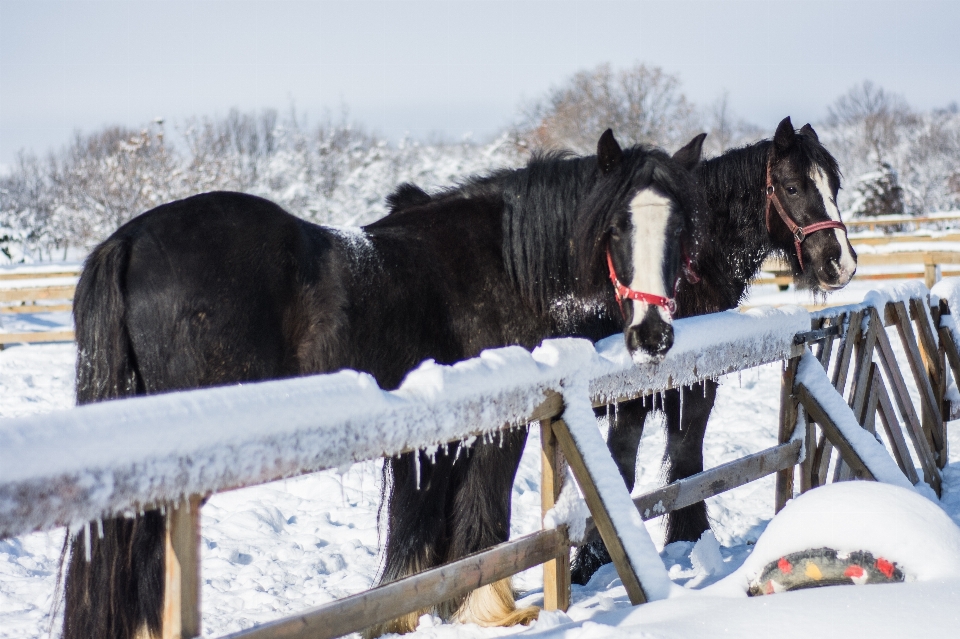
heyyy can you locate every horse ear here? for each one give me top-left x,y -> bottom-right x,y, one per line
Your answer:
673,133 -> 707,171
799,123 -> 819,142
597,129 -> 623,173
773,117 -> 796,155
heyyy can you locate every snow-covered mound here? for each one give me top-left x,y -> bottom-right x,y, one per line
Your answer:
709,481 -> 960,597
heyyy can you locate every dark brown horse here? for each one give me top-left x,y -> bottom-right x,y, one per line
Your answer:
63,130 -> 706,639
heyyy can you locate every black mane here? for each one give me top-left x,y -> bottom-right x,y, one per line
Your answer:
385,146 -> 698,316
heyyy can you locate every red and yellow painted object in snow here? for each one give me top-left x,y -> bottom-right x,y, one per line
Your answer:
748,548 -> 904,596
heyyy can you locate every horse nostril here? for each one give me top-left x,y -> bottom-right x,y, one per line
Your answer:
625,318 -> 674,357
825,257 -> 841,279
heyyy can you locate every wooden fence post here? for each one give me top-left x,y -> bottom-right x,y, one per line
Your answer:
540,419 -> 570,612
550,418 -> 647,605
163,494 -> 203,639
776,356 -> 800,513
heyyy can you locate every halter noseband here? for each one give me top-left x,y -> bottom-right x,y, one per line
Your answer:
606,250 -> 676,316
765,156 -> 846,270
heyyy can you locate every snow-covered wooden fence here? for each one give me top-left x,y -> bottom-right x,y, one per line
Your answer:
0,282 -> 956,639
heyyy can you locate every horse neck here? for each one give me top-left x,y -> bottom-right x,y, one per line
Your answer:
690,141 -> 776,309
503,158 -> 595,315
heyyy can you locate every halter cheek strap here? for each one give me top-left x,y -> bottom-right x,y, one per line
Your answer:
765,158 -> 847,270
606,250 -> 677,316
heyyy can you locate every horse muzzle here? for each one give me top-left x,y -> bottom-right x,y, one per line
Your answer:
815,242 -> 858,290
625,304 -> 674,357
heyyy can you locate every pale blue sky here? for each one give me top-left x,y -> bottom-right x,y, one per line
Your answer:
2,0 -> 959,167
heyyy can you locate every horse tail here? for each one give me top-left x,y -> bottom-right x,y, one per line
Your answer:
74,235 -> 141,404
62,235 -> 166,639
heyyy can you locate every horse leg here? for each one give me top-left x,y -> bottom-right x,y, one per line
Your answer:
570,397 -> 652,585
62,514 -> 165,639
445,428 -> 539,628
365,447 -> 457,637
663,381 -> 717,544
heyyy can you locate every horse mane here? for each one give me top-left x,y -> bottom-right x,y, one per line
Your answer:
380,146 -> 695,316
385,183 -> 432,212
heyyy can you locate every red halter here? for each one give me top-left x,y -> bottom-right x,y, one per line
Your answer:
765,157 -> 847,270
606,250 -> 677,316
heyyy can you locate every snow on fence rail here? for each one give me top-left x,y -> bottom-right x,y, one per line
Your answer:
1,281 -> 957,639
0,306 -> 810,540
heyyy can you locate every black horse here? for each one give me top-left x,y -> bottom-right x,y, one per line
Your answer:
572,117 -> 857,583
62,130 -> 705,639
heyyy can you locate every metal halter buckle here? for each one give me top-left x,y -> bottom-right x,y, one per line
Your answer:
793,228 -> 806,242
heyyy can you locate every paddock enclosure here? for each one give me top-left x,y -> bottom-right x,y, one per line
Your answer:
1,273 -> 957,639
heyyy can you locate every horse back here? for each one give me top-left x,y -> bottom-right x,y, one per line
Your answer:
75,191 -> 346,397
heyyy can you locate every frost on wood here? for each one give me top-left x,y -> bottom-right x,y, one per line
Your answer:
0,306 -> 810,538
559,383 -> 677,601
796,351 -> 915,490
589,306 -> 809,403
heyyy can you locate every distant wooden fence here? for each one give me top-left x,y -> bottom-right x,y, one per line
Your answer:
758,250 -> 960,289
0,267 -> 78,347
1,287 -> 953,639
844,212 -> 960,232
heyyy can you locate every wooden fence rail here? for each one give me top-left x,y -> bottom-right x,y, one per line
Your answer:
757,251 -> 960,289
0,291 -> 955,639
0,268 -> 78,346
844,212 -> 960,231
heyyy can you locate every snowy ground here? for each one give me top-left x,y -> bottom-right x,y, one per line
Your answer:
2,281 -> 960,638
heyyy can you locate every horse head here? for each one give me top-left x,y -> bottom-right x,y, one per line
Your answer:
767,116 -> 857,291
581,129 -> 704,357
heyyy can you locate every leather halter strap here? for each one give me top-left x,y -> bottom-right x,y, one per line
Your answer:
606,250 -> 676,316
765,157 -> 846,270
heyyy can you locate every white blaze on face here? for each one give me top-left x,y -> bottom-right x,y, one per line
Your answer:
626,189 -> 673,326
811,167 -> 857,284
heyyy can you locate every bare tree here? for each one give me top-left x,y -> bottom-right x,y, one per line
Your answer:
827,80 -> 916,166
703,91 -> 764,158
518,63 -> 700,154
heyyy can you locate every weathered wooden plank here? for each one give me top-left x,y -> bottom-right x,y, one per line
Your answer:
891,301 -> 944,456
911,298 -> 942,388
912,298 -> 947,469
540,419 -> 570,612
0,270 -> 79,281
813,310 -> 860,487
933,300 -> 951,465
937,300 -> 960,388
221,528 -> 569,639
873,313 -> 942,493
800,410 -> 816,494
551,418 -> 646,605
636,440 -> 803,522
795,382 -> 875,481
579,439 -> 803,547
850,311 -> 879,419
0,285 -> 75,303
163,495 -> 202,639
815,315 -> 840,371
855,250 -> 960,266
831,310 -> 861,393
0,330 -> 75,346
834,310 -> 879,482
872,369 -> 921,485
0,303 -> 73,314
776,357 -> 801,512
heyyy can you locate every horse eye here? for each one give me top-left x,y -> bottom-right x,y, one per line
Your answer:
608,226 -> 620,238
786,186 -> 798,195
